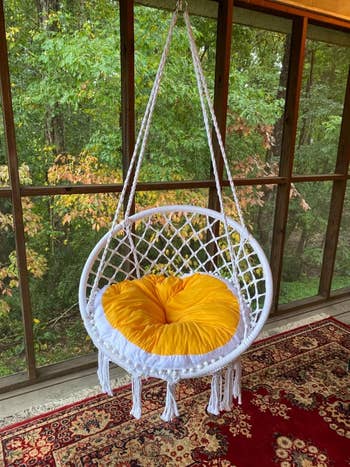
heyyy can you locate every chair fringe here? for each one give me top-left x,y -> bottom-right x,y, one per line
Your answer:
207,372 -> 222,415
97,350 -> 113,396
130,375 -> 142,419
220,364 -> 234,411
161,381 -> 179,422
233,359 -> 242,404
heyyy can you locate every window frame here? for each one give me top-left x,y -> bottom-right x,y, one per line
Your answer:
0,0 -> 349,392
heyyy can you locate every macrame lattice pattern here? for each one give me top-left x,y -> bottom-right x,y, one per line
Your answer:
86,207 -> 267,327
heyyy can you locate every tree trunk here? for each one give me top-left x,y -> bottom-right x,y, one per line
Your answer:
295,225 -> 308,277
45,103 -> 65,156
35,0 -> 65,257
255,35 -> 292,247
35,0 -> 60,26
36,0 -> 65,157
298,47 -> 315,149
270,34 -> 291,160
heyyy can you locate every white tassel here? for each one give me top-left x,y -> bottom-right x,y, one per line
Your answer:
161,382 -> 179,422
220,365 -> 234,411
207,372 -> 222,415
97,351 -> 113,396
233,359 -> 242,404
130,375 -> 142,419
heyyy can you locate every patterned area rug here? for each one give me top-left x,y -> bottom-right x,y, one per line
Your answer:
0,317 -> 349,466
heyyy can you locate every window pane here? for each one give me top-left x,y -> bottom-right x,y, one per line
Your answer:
135,188 -> 209,210
0,199 -> 26,377
279,182 -> 332,304
5,1 -> 122,186
226,22 -> 291,179
0,102 -> 9,185
293,38 -> 350,175
332,185 -> 350,291
235,184 -> 277,258
134,5 -> 217,182
24,193 -> 118,367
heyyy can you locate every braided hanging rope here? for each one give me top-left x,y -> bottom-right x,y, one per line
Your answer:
183,8 -> 246,229
88,4 -> 180,310
87,1 -> 250,316
182,7 -> 249,335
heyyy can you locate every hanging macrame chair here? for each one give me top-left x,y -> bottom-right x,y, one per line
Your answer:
79,1 -> 273,422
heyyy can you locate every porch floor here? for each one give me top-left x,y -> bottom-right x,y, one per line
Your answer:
1,297 -> 349,427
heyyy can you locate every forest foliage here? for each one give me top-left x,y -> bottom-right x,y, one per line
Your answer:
0,0 -> 349,375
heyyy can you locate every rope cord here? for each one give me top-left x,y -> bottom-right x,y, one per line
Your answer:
184,13 -> 226,219
124,9 -> 181,218
87,1 -> 248,319
183,8 -> 248,331
183,10 -> 245,229
87,5 -> 180,309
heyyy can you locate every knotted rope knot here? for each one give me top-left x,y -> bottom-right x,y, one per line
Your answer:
124,217 -> 133,229
161,380 -> 179,422
177,0 -> 189,12
130,375 -> 143,419
207,371 -> 223,415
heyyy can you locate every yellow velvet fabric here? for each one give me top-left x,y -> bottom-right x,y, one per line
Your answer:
101,273 -> 240,356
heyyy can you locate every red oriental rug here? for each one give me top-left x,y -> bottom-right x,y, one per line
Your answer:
1,317 -> 349,466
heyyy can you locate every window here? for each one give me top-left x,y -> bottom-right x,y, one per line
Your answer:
0,0 -> 349,389
0,200 -> 25,376
280,182 -> 333,303
134,4 -> 217,182
5,0 -> 122,186
293,38 -> 350,175
333,185 -> 350,292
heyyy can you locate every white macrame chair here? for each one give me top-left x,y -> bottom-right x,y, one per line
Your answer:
79,1 -> 273,422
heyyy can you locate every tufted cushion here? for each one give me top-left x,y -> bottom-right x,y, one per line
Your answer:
94,273 -> 246,372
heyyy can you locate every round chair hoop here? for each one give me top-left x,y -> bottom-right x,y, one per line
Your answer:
79,204 -> 273,380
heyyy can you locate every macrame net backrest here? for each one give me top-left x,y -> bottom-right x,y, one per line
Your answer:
79,1 -> 273,381
82,205 -> 271,327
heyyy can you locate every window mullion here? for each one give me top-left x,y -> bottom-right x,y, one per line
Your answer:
270,16 -> 308,312
120,0 -> 136,215
319,68 -> 350,297
0,0 -> 37,380
208,0 -> 233,214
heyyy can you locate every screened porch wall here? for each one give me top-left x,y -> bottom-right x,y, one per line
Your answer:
0,0 -> 349,391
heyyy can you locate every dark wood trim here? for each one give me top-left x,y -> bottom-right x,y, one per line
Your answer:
136,0 -> 350,31
0,187 -> 11,197
330,286 -> 350,300
120,0 -> 136,215
0,0 -> 36,380
269,16 -> 308,312
206,0 -> 234,265
275,287 -> 350,315
19,177 -> 286,197
0,171 -> 342,200
36,354 -> 97,379
0,354 -> 97,394
291,173 -> 347,182
319,67 -> 350,297
15,173 -> 350,197
0,372 -> 29,394
235,0 -> 350,30
274,294 -> 326,315
208,0 -> 234,213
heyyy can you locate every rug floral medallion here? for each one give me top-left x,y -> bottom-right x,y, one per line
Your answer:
1,317 -> 349,466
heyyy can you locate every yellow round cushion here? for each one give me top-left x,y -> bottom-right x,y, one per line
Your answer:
101,273 -> 240,356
